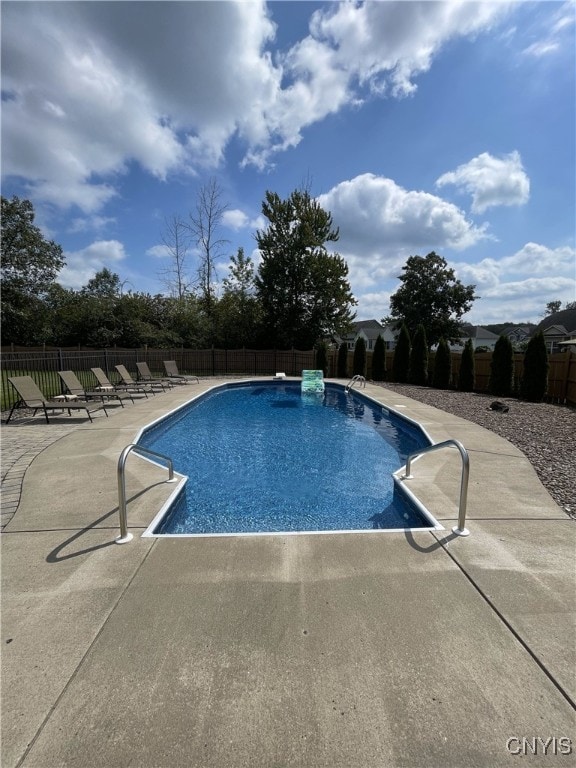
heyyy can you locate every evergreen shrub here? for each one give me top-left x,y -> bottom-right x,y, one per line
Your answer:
392,324 -> 411,383
432,338 -> 452,389
520,331 -> 549,402
372,335 -> 386,381
353,336 -> 367,376
409,324 -> 429,385
489,336 -> 514,396
337,342 -> 348,378
458,338 -> 475,391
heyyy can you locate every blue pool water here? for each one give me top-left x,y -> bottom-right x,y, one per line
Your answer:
139,382 -> 432,535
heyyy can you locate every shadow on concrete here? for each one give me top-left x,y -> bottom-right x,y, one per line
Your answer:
46,482 -> 165,563
403,527 -> 459,553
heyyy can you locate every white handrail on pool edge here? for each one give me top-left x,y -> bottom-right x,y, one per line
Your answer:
345,374 -> 366,393
116,443 -> 178,544
402,439 -> 470,537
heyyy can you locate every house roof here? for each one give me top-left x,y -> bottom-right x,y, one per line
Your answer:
461,325 -> 499,340
535,308 -> 576,336
351,319 -> 385,332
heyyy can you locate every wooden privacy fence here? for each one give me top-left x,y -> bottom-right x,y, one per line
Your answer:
2,346 -> 575,409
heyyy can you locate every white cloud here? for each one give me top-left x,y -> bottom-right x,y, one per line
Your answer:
222,209 -> 249,230
436,151 -> 530,214
319,172 -> 489,259
59,240 -> 127,289
146,245 -> 171,260
1,1 -> 512,211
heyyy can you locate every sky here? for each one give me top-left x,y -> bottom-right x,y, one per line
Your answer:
2,0 -> 575,326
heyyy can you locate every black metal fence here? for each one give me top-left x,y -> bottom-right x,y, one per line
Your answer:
0,347 -> 322,410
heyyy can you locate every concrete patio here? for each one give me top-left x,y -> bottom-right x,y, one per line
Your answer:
1,379 -> 574,767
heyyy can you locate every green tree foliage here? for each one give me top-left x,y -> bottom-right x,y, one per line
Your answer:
371,335 -> 386,381
392,323 -> 411,383
337,342 -> 349,378
255,189 -> 356,349
353,336 -> 366,376
458,338 -> 475,392
409,324 -> 429,385
1,196 -> 65,344
520,331 -> 549,402
432,338 -> 452,389
388,252 -> 477,349
214,248 -> 262,348
489,335 -> 514,396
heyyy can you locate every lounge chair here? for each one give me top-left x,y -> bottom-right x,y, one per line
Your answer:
163,360 -> 199,383
6,376 -> 108,424
91,367 -> 150,399
136,361 -> 174,389
58,370 -> 133,407
115,364 -> 166,393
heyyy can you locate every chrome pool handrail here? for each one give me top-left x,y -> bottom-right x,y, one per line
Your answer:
116,443 -> 177,544
345,374 -> 366,393
402,439 -> 470,536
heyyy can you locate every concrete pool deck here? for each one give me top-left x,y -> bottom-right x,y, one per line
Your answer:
1,378 -> 574,767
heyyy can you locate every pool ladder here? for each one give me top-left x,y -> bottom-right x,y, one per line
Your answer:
116,443 -> 178,543
345,374 -> 366,393
401,439 -> 470,536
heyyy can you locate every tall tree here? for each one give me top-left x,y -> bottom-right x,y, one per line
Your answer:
215,248 -> 262,348
255,189 -> 356,349
158,215 -> 192,301
387,252 -> 477,349
1,196 -> 65,344
187,178 -> 229,318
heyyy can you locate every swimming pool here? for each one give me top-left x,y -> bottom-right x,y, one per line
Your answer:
140,381 -> 440,536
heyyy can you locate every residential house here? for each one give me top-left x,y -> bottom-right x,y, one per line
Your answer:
534,308 -> 576,353
501,325 -> 535,348
335,319 -> 397,352
455,325 -> 499,351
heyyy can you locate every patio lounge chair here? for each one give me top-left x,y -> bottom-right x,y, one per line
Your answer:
91,367 -> 150,399
136,361 -> 174,389
163,360 -> 199,383
115,364 -> 166,393
58,370 -> 133,407
6,376 -> 108,424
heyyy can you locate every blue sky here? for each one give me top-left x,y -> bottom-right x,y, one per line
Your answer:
2,0 -> 575,325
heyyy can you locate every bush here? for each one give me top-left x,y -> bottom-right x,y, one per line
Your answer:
409,324 -> 429,385
489,335 -> 514,396
372,334 -> 386,381
337,342 -> 348,378
432,338 -> 452,389
315,342 -> 328,377
520,331 -> 548,402
353,336 -> 367,376
392,324 -> 411,383
458,338 -> 475,391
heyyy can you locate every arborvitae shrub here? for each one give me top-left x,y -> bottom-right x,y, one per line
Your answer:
409,324 -> 429,385
433,338 -> 452,389
458,338 -> 475,391
315,342 -> 328,377
520,330 -> 549,402
353,336 -> 367,376
392,324 -> 411,383
372,335 -> 386,381
337,342 -> 348,378
489,335 -> 514,396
